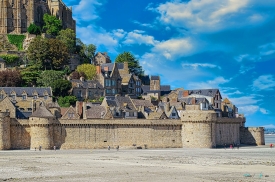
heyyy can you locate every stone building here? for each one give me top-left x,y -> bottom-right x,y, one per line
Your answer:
70,77 -> 104,101
0,0 -> 75,34
94,52 -> 111,65
96,63 -> 122,96
0,94 -> 265,150
0,87 -> 52,119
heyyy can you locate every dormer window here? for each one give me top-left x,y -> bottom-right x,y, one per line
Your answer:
33,95 -> 37,99
0,94 -> 4,99
44,95 -> 48,100
22,95 -> 27,100
11,94 -> 16,100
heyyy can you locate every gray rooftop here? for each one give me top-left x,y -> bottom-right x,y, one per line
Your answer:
30,106 -> 55,118
0,87 -> 52,97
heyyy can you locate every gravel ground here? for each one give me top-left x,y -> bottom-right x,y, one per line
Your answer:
0,146 -> 275,182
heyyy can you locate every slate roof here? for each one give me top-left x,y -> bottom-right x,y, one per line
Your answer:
0,57 -> 5,62
132,99 -> 154,107
16,111 -> 32,119
100,63 -> 124,72
86,106 -> 106,119
170,102 -> 184,110
179,97 -> 208,105
105,96 -> 137,112
71,80 -> 103,89
188,89 -> 220,97
47,102 -> 60,108
0,87 -> 52,96
30,106 -> 54,118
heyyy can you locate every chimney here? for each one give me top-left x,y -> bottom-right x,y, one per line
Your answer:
104,66 -> 109,71
191,97 -> 196,105
96,65 -> 101,74
75,101 -> 79,115
183,90 -> 189,97
124,62 -> 129,73
165,102 -> 170,113
83,102 -> 87,119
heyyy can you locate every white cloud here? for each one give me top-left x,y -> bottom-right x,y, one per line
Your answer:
263,124 -> 275,128
259,42 -> 275,56
132,20 -> 155,28
229,96 -> 262,106
150,0 -> 272,32
181,63 -> 221,70
252,75 -> 275,91
187,77 -> 230,89
238,105 -> 259,115
152,38 -> 195,60
260,108 -> 270,115
123,30 -> 158,46
72,0 -> 105,22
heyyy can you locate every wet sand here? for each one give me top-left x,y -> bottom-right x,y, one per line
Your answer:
0,146 -> 275,182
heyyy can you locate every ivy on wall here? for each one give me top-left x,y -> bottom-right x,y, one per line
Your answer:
7,34 -> 26,50
0,54 -> 20,65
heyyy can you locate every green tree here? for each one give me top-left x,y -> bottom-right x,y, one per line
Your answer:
43,14 -> 62,36
27,36 -> 49,69
115,52 -> 143,76
20,65 -> 41,86
57,29 -> 76,54
27,23 -> 41,35
75,38 -> 96,64
47,38 -> 69,70
51,79 -> 72,97
76,64 -> 97,80
58,96 -> 77,107
37,70 -> 64,87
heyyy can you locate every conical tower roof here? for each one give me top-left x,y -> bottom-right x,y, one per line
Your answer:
30,106 -> 54,118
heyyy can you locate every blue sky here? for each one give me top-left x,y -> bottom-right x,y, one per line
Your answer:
63,0 -> 275,127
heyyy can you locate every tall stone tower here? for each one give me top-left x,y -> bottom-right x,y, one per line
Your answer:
0,112 -> 11,150
150,76 -> 160,91
29,106 -> 55,150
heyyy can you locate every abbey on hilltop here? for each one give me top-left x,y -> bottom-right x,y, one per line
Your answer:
0,0 -> 75,34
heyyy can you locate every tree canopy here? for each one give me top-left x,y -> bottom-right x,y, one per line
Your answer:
47,38 -> 69,70
75,38 -> 96,64
26,36 -> 48,69
27,23 -> 41,35
58,96 -> 77,107
51,79 -> 72,97
37,70 -> 65,87
76,64 -> 97,80
115,52 -> 143,76
43,14 -> 62,36
57,29 -> 76,54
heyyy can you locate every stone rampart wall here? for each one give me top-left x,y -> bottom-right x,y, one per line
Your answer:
240,127 -> 265,145
215,123 -> 240,146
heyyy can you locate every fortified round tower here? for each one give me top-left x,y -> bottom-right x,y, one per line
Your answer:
181,105 -> 217,148
0,112 -> 10,150
29,106 -> 55,150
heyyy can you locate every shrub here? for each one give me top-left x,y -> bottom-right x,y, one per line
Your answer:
27,23 -> 41,35
0,54 -> 20,65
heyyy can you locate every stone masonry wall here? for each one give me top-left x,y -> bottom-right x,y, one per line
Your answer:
240,127 -> 265,145
10,119 -> 30,149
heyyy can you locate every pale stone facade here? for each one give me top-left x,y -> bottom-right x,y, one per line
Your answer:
0,0 -> 75,34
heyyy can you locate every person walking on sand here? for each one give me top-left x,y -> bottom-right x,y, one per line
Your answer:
116,145 -> 119,151
54,146 -> 56,151
270,143 -> 273,148
108,145 -> 110,150
39,145 -> 42,151
224,143 -> 226,150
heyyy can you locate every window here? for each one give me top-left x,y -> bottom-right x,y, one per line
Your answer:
105,79 -> 111,86
112,80 -> 116,86
112,89 -> 116,94
44,95 -> 48,100
88,91 -> 92,96
0,94 -> 3,99
22,95 -> 26,100
11,94 -> 16,100
129,112 -> 134,117
172,113 -> 176,116
68,113 -> 75,118
77,91 -> 82,97
28,108 -> 32,111
33,95 -> 37,99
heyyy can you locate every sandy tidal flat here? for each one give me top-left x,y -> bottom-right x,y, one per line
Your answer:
0,146 -> 275,182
